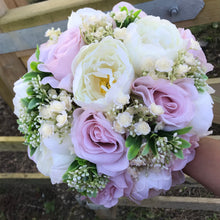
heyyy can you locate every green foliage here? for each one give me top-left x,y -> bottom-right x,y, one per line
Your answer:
112,6 -> 142,28
125,126 -> 192,161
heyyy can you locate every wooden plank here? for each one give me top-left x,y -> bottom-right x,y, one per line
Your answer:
4,0 -> 16,9
0,52 -> 26,109
0,0 -> 149,32
0,0 -> 8,17
175,0 -> 220,28
118,196 -> 220,211
14,0 -> 28,7
0,136 -> 26,152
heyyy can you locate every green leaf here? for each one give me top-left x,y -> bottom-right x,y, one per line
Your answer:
28,98 -> 41,110
201,74 -> 208,80
22,71 -> 38,81
120,6 -> 128,13
127,144 -> 140,160
20,97 -> 30,108
36,44 -> 40,60
26,86 -> 35,96
29,146 -> 37,156
142,141 -> 150,156
30,61 -> 39,72
174,127 -> 192,135
174,149 -> 184,159
179,138 -> 191,149
125,135 -> 136,148
149,138 -> 157,156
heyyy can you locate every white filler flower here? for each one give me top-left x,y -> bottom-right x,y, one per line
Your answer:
134,121 -> 151,135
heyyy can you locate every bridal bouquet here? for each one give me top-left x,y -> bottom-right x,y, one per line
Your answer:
13,1 -> 214,208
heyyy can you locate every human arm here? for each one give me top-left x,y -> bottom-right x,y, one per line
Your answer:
183,137 -> 220,196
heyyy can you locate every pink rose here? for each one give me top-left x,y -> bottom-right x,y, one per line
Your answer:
130,168 -> 172,202
113,1 -> 147,18
132,76 -> 198,130
71,108 -> 129,177
90,172 -> 133,208
28,27 -> 84,92
179,28 -> 213,73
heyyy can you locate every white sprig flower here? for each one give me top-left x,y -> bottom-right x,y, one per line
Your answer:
184,52 -> 196,65
141,57 -> 155,73
113,27 -> 127,40
39,105 -> 53,119
48,89 -> 57,99
114,11 -> 127,23
113,121 -> 126,134
150,103 -> 164,115
116,112 -> 133,127
50,100 -> 66,113
114,92 -> 130,108
134,121 -> 151,136
45,27 -> 61,44
176,64 -> 190,75
56,111 -> 68,128
155,57 -> 174,72
40,122 -> 55,138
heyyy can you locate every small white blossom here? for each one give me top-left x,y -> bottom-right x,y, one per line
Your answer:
40,122 -> 54,138
141,57 -> 155,73
116,112 -> 133,128
113,121 -> 125,134
150,103 -> 164,115
50,100 -> 66,113
59,96 -> 72,112
155,57 -> 174,72
154,121 -> 165,132
39,105 -> 53,119
113,27 -> 127,40
176,64 -> 190,75
48,89 -> 57,98
114,11 -> 127,23
114,92 -> 130,108
184,52 -> 196,65
45,27 -> 61,44
56,111 -> 68,128
134,121 -> 151,135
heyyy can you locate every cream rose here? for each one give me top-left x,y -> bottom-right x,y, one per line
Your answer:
72,36 -> 134,111
124,16 -> 184,74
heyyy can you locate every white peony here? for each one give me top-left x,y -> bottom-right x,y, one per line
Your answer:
72,36 -> 134,111
188,91 -> 214,137
13,78 -> 29,117
28,134 -> 76,184
67,8 -> 112,30
124,16 -> 184,74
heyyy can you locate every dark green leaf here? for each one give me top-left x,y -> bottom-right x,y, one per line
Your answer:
174,127 -> 192,135
149,138 -> 157,156
127,144 -> 140,160
20,97 -> 30,108
125,135 -> 136,148
133,9 -> 141,18
36,44 -> 40,60
22,71 -> 38,81
201,74 -> 208,80
30,61 -> 39,72
28,98 -> 41,110
174,149 -> 184,159
30,146 -> 37,156
142,141 -> 150,156
26,86 -> 35,96
179,138 -> 191,149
